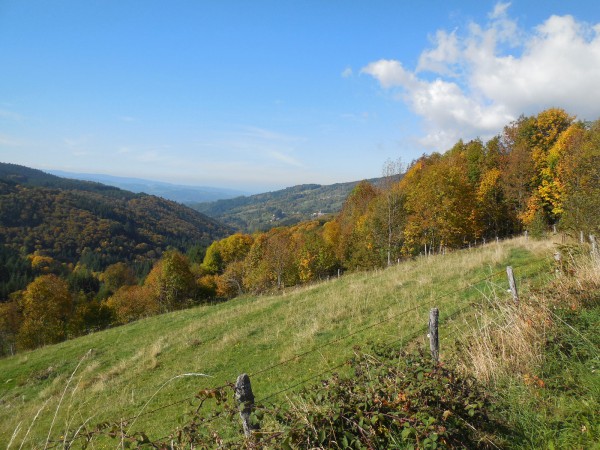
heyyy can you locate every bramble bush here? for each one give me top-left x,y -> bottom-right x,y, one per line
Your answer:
266,345 -> 501,449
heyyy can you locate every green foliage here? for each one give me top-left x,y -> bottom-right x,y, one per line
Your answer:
271,346 -> 499,449
528,209 -> 548,239
0,245 -> 32,301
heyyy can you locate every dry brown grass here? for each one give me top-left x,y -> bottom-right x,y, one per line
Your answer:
460,297 -> 550,385
459,240 -> 599,386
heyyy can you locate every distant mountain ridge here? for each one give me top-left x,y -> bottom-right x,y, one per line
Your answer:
48,170 -> 249,203
189,177 -> 393,232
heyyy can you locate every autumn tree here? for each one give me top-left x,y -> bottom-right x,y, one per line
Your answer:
500,115 -> 537,222
100,262 -> 137,296
17,274 -> 73,349
263,227 -> 297,289
202,233 -> 253,275
0,297 -> 21,356
401,151 -> 477,255
216,260 -> 245,298
105,285 -> 158,324
379,158 -> 405,266
144,250 -> 197,312
292,221 -> 338,282
333,181 -> 381,269
559,120 -> 600,233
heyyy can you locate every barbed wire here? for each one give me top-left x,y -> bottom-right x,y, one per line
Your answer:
246,267 -> 508,380
45,259 -> 549,447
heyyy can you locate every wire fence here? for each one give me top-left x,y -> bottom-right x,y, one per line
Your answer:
43,250 -> 597,449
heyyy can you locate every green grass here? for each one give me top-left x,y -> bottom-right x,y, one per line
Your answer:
0,236 -> 556,447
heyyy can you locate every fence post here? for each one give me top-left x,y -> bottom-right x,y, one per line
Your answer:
554,251 -> 562,276
235,373 -> 259,438
506,266 -> 519,305
590,235 -> 598,259
580,230 -> 584,244
428,308 -> 439,363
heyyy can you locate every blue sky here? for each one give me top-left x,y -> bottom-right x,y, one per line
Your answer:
1,1 -> 600,193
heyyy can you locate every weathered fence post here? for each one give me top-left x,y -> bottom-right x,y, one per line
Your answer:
580,230 -> 584,244
524,230 -> 528,240
428,308 -> 439,363
554,251 -> 562,276
590,234 -> 598,259
506,266 -> 519,305
235,373 -> 259,437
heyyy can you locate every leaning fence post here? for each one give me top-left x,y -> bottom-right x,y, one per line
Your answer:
428,308 -> 439,363
235,373 -> 259,437
506,266 -> 519,305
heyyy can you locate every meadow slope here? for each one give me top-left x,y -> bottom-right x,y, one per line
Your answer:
0,236 -> 556,446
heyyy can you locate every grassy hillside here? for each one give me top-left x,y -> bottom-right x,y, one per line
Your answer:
0,236 -> 559,446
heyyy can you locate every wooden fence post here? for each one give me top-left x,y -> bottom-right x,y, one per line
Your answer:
554,251 -> 562,276
580,230 -> 584,244
235,373 -> 259,437
428,308 -> 439,363
506,266 -> 519,305
590,234 -> 598,259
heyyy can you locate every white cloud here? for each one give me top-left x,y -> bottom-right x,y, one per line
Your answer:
268,150 -> 305,167
362,3 -> 600,150
341,66 -> 353,78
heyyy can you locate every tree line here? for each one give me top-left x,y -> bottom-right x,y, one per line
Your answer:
1,108 -> 598,356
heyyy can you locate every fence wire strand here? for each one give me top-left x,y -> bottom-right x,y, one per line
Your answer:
49,258 -> 553,447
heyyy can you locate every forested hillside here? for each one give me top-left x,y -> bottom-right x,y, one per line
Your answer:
188,179 -> 385,232
0,164 -> 231,297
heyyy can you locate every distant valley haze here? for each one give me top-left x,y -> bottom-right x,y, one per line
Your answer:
47,170 -> 251,203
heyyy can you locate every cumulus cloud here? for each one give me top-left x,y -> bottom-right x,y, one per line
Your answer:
361,2 -> 600,150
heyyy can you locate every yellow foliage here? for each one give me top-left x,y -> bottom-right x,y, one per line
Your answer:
106,285 -> 158,324
476,168 -> 501,203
